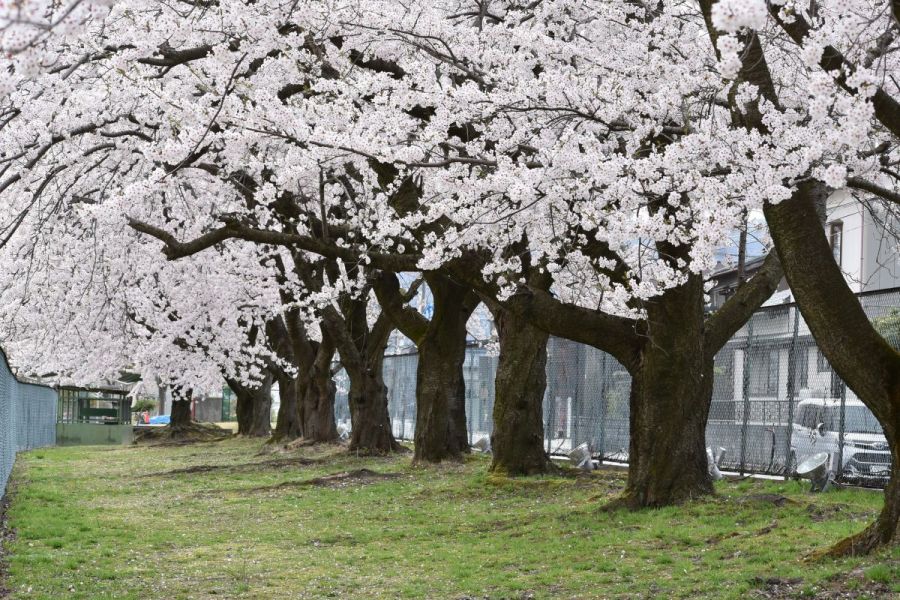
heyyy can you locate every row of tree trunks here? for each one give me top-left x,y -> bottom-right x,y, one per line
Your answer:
227,373 -> 274,437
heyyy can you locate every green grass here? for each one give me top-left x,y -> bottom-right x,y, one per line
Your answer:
4,439 -> 899,599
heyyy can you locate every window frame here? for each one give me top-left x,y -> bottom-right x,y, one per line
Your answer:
828,221 -> 843,267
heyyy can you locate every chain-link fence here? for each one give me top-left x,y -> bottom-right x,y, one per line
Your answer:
334,287 -> 899,486
0,348 -> 57,496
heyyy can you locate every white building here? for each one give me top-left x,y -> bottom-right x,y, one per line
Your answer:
710,191 -> 900,427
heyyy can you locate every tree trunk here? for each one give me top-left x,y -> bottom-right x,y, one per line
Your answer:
617,277 -> 714,508
415,338 -> 468,461
169,386 -> 193,430
249,378 -> 273,438
318,297 -> 399,455
412,277 -> 474,462
273,374 -> 303,441
235,388 -> 253,435
300,363 -> 339,443
489,308 -> 554,475
347,367 -> 400,454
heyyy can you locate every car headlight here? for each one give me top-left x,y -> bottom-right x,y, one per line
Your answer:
846,441 -> 879,450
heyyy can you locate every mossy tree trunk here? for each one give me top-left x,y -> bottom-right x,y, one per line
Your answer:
414,298 -> 471,462
320,299 -> 401,455
299,338 -> 339,443
486,303 -> 553,475
273,373 -> 303,441
268,309 -> 339,444
235,388 -> 253,435
268,314 -> 306,442
376,272 -> 478,463
615,275 -> 714,507
346,365 -> 398,453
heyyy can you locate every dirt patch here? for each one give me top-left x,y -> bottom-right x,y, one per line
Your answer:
738,494 -> 798,507
143,456 -> 320,477
246,469 -> 403,493
0,493 -> 14,599
747,569 -> 895,599
806,502 -> 851,522
706,520 -> 778,546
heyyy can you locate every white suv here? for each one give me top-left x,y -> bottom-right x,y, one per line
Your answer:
790,398 -> 891,483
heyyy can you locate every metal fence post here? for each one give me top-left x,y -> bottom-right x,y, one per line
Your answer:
597,351 -> 607,464
783,307 -> 800,479
545,339 -> 554,454
739,318 -> 754,476
466,364 -> 473,447
837,379 -> 846,480
400,383 -> 407,441
573,341 -> 583,450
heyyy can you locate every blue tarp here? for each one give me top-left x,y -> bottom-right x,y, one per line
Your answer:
149,415 -> 170,424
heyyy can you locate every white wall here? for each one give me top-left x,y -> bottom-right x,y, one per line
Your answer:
827,190 -> 900,293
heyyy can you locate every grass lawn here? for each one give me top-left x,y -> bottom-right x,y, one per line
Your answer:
3,438 -> 899,599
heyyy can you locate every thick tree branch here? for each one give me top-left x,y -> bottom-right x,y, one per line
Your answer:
372,271 -> 429,344
503,286 -> 642,369
847,177 -> 900,206
127,218 -> 421,271
764,182 -> 900,429
318,304 -> 365,375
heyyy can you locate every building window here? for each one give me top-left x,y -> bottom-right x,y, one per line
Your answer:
829,221 -> 843,267
750,348 -> 780,396
791,346 -> 808,391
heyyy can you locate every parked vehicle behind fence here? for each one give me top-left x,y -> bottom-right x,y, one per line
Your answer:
790,397 -> 891,483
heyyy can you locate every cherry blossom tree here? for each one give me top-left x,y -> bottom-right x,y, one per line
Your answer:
700,0 -> 900,554
0,191 -> 283,435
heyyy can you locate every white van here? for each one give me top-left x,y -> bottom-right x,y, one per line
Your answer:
790,398 -> 891,482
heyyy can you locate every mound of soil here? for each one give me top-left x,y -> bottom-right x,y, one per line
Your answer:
133,422 -> 231,446
144,456 -> 320,477
257,438 -> 347,456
